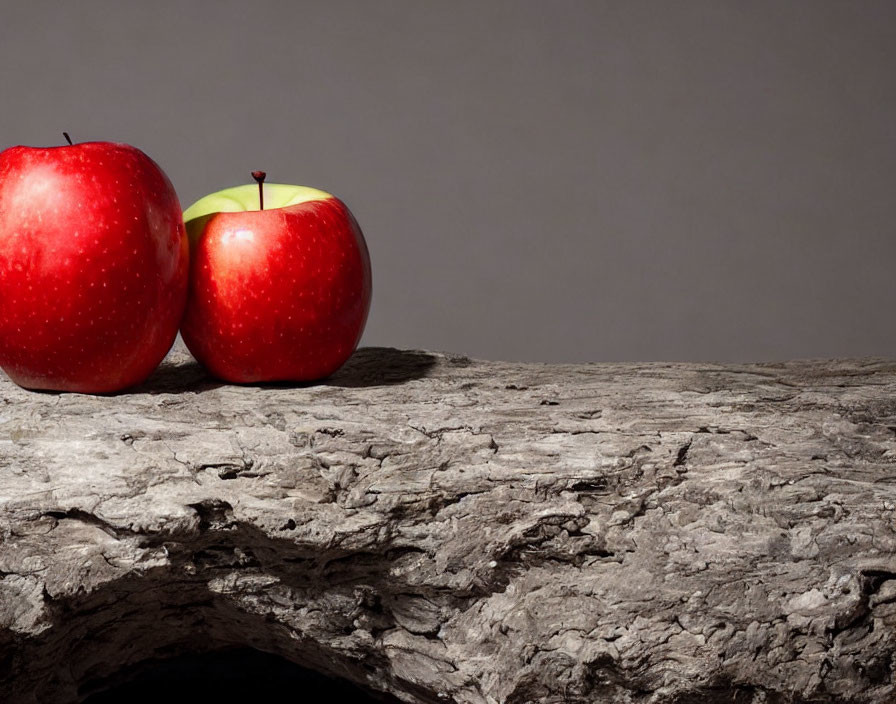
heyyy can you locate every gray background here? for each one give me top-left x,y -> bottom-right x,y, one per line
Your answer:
2,1 -> 894,363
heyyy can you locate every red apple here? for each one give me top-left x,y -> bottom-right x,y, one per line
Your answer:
180,173 -> 371,383
0,138 -> 189,393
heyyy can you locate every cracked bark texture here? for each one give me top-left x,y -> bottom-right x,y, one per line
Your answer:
2,345 -> 896,703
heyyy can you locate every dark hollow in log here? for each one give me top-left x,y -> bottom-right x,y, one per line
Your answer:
2,344 -> 896,703
80,647 -> 400,703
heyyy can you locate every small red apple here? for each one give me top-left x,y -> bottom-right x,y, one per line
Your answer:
180,172 -> 372,383
0,136 -> 189,393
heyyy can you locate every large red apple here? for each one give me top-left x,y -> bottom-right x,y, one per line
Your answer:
180,173 -> 372,383
0,138 -> 189,393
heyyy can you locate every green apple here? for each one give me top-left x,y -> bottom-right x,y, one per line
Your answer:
182,183 -> 332,243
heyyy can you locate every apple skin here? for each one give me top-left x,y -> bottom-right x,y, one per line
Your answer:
0,141 -> 189,393
180,184 -> 372,383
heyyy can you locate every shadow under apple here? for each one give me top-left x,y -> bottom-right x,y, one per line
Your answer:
132,346 -> 439,394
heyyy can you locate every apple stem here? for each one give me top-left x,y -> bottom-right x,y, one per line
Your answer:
62,132 -> 73,145
251,171 -> 267,211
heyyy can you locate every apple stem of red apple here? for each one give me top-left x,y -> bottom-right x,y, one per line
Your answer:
62,132 -> 73,145
251,171 -> 266,211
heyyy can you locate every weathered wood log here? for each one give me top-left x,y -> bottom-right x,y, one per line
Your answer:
2,344 -> 896,703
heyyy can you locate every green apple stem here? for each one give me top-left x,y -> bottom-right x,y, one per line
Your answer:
62,132 -> 73,145
251,171 -> 266,211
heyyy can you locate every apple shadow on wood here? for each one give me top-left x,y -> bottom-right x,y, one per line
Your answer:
133,347 -> 439,394
315,347 -> 440,388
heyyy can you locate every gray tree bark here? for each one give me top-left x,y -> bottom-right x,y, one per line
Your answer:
2,345 -> 896,703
